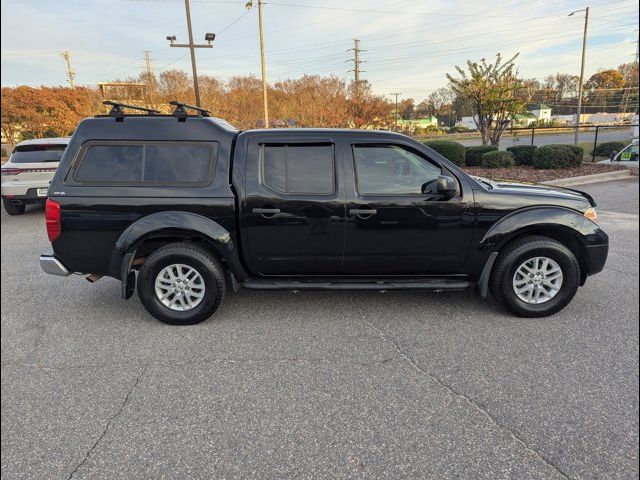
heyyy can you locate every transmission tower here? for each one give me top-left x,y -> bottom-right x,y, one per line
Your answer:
390,92 -> 402,130
60,51 -> 76,88
143,50 -> 154,79
347,39 -> 366,98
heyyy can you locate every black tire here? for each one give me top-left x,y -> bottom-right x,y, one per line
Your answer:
2,199 -> 25,216
490,235 -> 580,318
137,243 -> 226,325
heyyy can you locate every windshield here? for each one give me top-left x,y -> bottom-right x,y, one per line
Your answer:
10,144 -> 66,163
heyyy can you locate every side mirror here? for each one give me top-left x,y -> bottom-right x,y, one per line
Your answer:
436,175 -> 457,199
609,150 -> 617,161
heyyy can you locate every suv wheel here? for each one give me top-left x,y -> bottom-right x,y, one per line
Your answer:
2,198 -> 25,216
490,235 -> 580,318
137,243 -> 225,325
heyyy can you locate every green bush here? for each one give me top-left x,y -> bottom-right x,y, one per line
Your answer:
447,125 -> 470,134
593,141 -> 626,157
0,147 -> 7,158
506,145 -> 537,166
423,140 -> 466,166
465,145 -> 498,166
533,144 -> 584,169
481,151 -> 514,169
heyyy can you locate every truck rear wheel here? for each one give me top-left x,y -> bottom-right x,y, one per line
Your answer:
3,198 -> 25,216
490,235 -> 580,318
137,243 -> 225,325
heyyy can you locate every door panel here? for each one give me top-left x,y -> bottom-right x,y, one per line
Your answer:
242,139 -> 346,276
343,143 -> 475,275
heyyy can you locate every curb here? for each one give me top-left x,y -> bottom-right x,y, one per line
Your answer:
543,169 -> 633,187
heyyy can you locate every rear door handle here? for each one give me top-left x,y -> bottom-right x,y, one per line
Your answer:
349,209 -> 377,215
252,208 -> 281,215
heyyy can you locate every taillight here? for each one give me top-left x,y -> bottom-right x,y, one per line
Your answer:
1,168 -> 22,176
45,199 -> 61,242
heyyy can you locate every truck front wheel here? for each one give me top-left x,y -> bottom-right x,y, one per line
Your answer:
490,235 -> 581,318
137,243 -> 226,325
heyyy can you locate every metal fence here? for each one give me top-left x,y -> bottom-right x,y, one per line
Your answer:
500,124 -> 639,162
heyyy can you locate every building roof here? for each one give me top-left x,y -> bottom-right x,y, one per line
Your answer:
527,103 -> 552,111
513,113 -> 536,119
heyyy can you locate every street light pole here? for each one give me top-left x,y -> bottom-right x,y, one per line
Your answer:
570,6 -> 589,145
167,0 -> 215,108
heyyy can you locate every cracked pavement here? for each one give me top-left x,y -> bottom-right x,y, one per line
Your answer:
2,178 -> 638,479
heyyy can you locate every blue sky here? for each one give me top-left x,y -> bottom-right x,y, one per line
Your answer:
1,0 -> 638,100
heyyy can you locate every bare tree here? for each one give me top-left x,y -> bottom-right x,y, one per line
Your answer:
426,87 -> 454,117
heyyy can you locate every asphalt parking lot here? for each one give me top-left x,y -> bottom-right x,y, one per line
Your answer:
1,178 -> 638,480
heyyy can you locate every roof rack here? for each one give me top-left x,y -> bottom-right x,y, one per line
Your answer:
103,100 -> 160,117
170,101 -> 211,119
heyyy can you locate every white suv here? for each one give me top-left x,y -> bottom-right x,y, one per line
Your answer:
1,138 -> 69,215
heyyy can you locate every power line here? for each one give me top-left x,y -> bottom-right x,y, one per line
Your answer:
217,5 -> 253,35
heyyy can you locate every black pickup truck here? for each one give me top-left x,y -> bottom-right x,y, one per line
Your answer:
39,102 -> 608,324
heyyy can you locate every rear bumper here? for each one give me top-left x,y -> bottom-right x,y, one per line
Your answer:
40,254 -> 70,276
2,187 -> 48,204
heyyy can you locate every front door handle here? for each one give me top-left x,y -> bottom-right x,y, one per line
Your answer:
349,209 -> 377,215
253,208 -> 281,216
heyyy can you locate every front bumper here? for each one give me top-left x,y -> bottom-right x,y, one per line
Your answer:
40,254 -> 70,276
585,243 -> 609,276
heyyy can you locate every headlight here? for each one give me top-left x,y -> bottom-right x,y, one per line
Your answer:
584,207 -> 598,224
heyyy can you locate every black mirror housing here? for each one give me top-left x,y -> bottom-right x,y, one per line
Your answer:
437,175 -> 457,198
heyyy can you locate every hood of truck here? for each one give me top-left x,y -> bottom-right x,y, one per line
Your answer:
474,177 -> 596,210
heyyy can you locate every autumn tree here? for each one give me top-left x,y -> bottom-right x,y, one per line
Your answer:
1,86 -> 100,149
618,62 -> 639,88
271,75 -> 350,127
398,98 -> 415,120
584,69 -> 626,112
347,80 -> 393,129
447,53 -> 525,145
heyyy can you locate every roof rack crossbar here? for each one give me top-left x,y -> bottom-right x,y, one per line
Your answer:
103,100 -> 160,117
170,101 -> 211,118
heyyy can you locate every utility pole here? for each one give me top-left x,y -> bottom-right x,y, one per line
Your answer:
167,0 -> 215,107
60,51 -> 76,88
257,0 -> 269,128
569,6 -> 589,145
391,92 -> 402,131
347,39 -> 366,99
245,0 -> 269,127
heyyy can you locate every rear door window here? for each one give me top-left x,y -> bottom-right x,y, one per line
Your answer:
74,142 -> 215,184
261,144 -> 334,195
10,144 -> 66,163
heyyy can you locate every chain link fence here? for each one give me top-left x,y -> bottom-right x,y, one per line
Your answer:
500,124 -> 639,162
441,124 -> 639,162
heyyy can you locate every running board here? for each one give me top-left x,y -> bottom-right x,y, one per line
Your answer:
242,279 -> 471,291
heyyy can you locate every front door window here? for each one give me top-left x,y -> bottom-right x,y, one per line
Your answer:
353,144 -> 441,195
